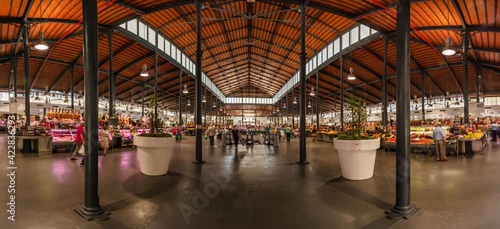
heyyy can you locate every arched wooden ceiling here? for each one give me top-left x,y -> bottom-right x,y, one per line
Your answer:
0,0 -> 499,117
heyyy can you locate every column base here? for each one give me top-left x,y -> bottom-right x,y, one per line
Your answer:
192,160 -> 206,165
74,205 -> 109,221
296,160 -> 310,165
385,204 -> 419,219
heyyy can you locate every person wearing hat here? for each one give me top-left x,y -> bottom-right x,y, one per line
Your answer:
70,120 -> 85,165
433,122 -> 448,161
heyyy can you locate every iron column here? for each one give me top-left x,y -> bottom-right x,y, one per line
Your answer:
108,30 -> 115,117
23,25 -> 30,126
462,31 -> 472,156
74,0 -> 108,221
71,65 -> 74,110
340,56 -> 344,131
386,0 -> 418,219
297,3 -> 309,164
193,0 -> 205,165
382,35 -> 388,128
13,58 -> 17,98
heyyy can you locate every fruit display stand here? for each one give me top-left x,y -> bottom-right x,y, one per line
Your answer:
316,131 -> 338,143
384,137 -> 436,154
456,132 -> 486,154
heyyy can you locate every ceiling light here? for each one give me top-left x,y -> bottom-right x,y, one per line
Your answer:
202,95 -> 206,103
442,37 -> 456,56
293,97 -> 297,104
347,67 -> 356,80
213,102 -> 216,108
308,101 -> 311,108
310,87 -> 315,96
34,32 -> 49,51
44,86 -> 49,96
283,103 -> 286,108
140,64 -> 149,77
187,99 -> 191,106
183,85 -> 188,94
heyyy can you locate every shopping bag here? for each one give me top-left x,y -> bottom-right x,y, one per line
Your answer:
78,145 -> 85,155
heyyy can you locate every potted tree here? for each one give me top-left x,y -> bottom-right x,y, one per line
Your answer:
334,97 -> 380,180
134,97 -> 174,176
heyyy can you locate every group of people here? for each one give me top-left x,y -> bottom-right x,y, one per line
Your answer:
70,121 -> 113,166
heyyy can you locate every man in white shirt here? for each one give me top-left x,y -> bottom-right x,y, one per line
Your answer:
433,122 -> 448,161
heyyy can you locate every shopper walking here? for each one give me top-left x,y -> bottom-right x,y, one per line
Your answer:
285,125 -> 292,142
100,125 -> 112,156
433,122 -> 448,161
490,121 -> 498,142
70,121 -> 85,164
206,124 -> 217,146
130,125 -> 138,148
231,125 -> 241,148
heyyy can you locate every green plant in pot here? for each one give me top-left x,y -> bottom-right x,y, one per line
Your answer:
334,96 -> 380,180
139,97 -> 172,137
337,97 -> 376,140
134,96 -> 175,176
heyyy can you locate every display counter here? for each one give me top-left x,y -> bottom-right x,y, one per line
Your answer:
16,136 -> 53,155
455,133 -> 486,154
51,129 -> 76,151
316,132 -> 338,143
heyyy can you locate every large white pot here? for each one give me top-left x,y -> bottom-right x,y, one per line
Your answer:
134,135 -> 175,176
333,138 -> 380,180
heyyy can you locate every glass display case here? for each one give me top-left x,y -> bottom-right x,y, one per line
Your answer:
49,129 -> 76,153
51,129 -> 76,144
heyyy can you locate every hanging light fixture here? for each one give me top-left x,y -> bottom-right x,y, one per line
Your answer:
347,67 -> 356,80
442,37 -> 456,56
202,95 -> 206,103
212,102 -> 216,108
310,87 -> 315,96
187,99 -> 191,106
34,32 -> 49,51
293,97 -> 297,104
445,91 -> 451,101
308,101 -> 312,108
140,64 -> 149,77
283,102 -> 286,109
44,86 -> 49,96
442,0 -> 456,56
183,84 -> 188,94
34,92 -> 40,101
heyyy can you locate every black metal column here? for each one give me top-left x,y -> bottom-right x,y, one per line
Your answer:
13,58 -> 18,98
193,0 -> 205,165
154,51 -> 158,130
386,0 -> 418,219
462,31 -> 472,156
292,88 -> 295,128
108,30 -> 115,117
179,71 -> 183,126
141,84 -> 145,117
382,35 -> 388,128
340,56 -> 344,131
23,25 -> 30,126
297,3 -> 308,165
421,71 -> 425,122
71,65 -> 75,110
316,73 -> 320,129
74,0 -> 108,221
474,62 -> 480,102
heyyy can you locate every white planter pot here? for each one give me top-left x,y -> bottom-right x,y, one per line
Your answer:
333,138 -> 380,180
134,135 -> 175,176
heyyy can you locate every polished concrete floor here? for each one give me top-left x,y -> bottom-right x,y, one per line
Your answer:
1,134 -> 500,229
